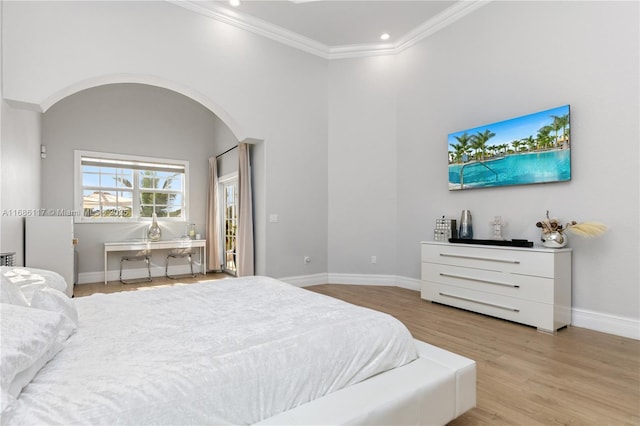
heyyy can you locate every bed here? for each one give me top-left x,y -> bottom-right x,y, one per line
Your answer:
1,267 -> 475,425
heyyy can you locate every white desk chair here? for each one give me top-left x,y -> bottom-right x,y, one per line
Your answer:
119,250 -> 152,284
165,248 -> 196,279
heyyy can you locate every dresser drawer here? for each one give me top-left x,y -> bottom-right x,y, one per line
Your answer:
421,282 -> 557,332
421,243 -> 564,278
421,263 -> 554,303
420,242 -> 571,332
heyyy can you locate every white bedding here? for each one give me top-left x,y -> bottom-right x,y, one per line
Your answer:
3,276 -> 417,425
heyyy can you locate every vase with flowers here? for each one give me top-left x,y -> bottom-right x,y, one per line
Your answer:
536,210 -> 607,248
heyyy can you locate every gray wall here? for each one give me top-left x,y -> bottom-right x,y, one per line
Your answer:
41,83 -> 237,279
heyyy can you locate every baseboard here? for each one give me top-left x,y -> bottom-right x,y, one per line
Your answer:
276,273 -> 418,289
77,263 -> 204,285
77,271 -> 105,284
278,273 -> 329,287
327,273 -> 422,291
327,273 -> 398,287
394,276 -> 423,292
571,307 -> 640,340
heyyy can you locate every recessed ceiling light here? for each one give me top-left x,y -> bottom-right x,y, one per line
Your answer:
380,33 -> 391,41
230,0 -> 240,7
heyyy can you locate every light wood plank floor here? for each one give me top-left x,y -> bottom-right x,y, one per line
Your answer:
72,272 -> 232,297
75,279 -> 640,425
308,284 -> 640,426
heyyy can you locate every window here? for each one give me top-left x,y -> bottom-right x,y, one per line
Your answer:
220,174 -> 238,275
74,151 -> 188,222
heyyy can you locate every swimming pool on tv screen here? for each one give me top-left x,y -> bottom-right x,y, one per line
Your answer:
448,149 -> 571,189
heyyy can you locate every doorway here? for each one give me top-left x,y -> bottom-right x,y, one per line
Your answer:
221,175 -> 238,275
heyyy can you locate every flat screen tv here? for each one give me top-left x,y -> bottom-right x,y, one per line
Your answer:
448,105 -> 570,190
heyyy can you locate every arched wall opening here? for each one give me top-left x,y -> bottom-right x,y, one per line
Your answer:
37,74 -> 248,143
37,80 -> 266,282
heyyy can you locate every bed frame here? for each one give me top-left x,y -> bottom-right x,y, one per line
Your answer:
258,339 -> 476,425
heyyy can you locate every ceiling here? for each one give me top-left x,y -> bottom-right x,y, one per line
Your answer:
174,0 -> 489,59
210,0 -> 456,46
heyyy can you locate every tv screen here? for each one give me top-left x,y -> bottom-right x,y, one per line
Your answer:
448,105 -> 570,190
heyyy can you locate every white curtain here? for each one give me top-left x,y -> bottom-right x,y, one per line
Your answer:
205,156 -> 222,271
236,143 -> 254,276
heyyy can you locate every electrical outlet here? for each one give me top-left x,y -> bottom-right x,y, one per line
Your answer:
371,256 -> 377,264
304,256 -> 311,264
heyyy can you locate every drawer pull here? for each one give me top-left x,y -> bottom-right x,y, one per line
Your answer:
439,253 -> 520,264
439,292 -> 520,312
439,272 -> 520,288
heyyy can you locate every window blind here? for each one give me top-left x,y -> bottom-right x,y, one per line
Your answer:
81,156 -> 185,173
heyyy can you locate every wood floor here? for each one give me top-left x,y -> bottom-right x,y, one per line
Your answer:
72,272 -> 232,297
75,278 -> 640,425
308,284 -> 640,426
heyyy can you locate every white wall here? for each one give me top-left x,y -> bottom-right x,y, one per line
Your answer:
2,0 -> 329,279
393,1 -> 639,323
0,101 -> 42,266
322,1 -> 638,337
328,56 -> 398,276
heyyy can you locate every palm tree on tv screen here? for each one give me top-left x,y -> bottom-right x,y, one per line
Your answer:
449,132 -> 473,163
471,129 -> 496,160
551,113 -> 570,147
550,113 -> 570,147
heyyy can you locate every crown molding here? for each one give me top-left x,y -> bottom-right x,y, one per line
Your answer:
169,0 -> 331,58
394,0 -> 491,54
327,43 -> 396,60
169,0 -> 491,60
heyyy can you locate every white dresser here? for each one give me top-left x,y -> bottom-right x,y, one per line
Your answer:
420,241 -> 572,333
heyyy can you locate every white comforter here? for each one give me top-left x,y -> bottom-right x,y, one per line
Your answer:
4,276 -> 417,425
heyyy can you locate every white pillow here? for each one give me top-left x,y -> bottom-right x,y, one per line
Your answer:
0,267 -> 68,302
30,287 -> 79,333
0,304 -> 74,410
0,277 -> 28,307
0,267 -> 78,333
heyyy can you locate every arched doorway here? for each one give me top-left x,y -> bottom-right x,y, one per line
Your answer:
37,80 -> 265,280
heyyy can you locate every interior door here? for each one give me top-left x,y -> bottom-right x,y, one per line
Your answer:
222,178 -> 238,275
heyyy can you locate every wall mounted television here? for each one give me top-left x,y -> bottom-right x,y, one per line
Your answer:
448,105 -> 570,191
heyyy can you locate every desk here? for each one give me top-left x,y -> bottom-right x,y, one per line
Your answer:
104,239 -> 206,284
